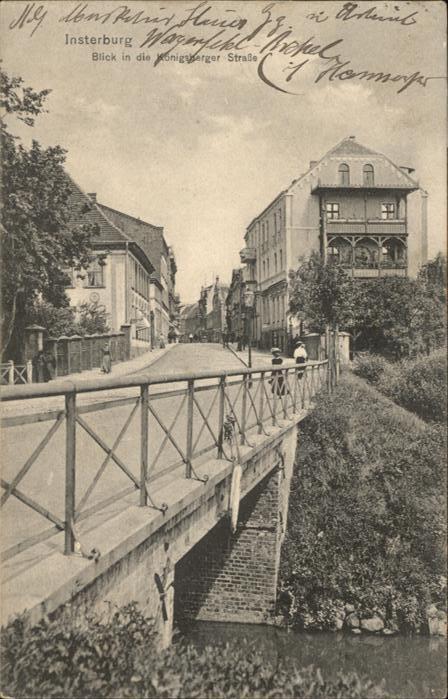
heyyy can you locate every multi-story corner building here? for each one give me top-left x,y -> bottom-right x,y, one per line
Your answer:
95,203 -> 177,347
241,136 -> 428,350
66,184 -> 154,345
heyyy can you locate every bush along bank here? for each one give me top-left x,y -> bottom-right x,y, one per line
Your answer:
0,603 -> 389,699
352,350 -> 447,424
278,372 -> 447,637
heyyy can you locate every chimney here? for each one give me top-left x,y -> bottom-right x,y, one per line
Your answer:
309,160 -> 317,169
349,135 -> 355,140
88,193 -> 97,202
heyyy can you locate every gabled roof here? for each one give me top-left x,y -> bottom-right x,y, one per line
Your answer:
65,175 -> 154,274
328,137 -> 376,157
246,136 -> 420,230
97,203 -> 165,282
66,175 -> 132,244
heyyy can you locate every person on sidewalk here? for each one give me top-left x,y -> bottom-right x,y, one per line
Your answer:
293,341 -> 308,380
101,342 -> 112,374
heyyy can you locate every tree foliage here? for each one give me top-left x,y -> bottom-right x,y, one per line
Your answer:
289,252 -> 357,332
28,300 -> 110,338
1,67 -> 96,360
289,253 -> 447,358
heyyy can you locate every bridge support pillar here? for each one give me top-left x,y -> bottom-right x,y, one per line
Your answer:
174,466 -> 284,626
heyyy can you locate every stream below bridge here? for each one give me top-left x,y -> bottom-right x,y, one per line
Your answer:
179,621 -> 447,698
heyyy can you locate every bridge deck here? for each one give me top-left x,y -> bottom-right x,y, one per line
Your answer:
1,346 -> 329,624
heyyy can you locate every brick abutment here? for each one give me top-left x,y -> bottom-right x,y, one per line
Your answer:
174,469 -> 283,626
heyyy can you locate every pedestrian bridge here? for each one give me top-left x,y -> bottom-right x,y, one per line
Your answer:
1,358 -> 331,643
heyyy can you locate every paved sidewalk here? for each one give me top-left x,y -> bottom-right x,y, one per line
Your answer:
51,344 -> 174,385
0,345 -> 175,418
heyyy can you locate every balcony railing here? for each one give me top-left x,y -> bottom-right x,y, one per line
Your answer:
1,361 -> 328,560
326,219 -> 406,235
312,180 -> 418,193
239,246 -> 257,263
345,265 -> 407,278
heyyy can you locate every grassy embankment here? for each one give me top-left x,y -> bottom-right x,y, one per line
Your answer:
279,352 -> 447,633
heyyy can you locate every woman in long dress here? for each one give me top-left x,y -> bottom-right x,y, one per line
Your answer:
101,343 -> 112,374
269,347 -> 286,397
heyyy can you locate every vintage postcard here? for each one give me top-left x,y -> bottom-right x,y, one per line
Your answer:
1,1 -> 446,697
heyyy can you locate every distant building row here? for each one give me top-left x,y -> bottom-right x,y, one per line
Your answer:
178,277 -> 229,342
65,176 -> 180,350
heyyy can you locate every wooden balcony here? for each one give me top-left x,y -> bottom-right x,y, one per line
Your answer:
239,246 -> 257,263
312,180 -> 418,193
344,265 -> 407,279
326,219 -> 406,236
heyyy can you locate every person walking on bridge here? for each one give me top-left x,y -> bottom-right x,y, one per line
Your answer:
293,340 -> 308,380
269,347 -> 286,397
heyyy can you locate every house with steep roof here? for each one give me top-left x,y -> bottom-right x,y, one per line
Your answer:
240,136 -> 428,350
94,203 -> 177,347
64,183 -> 155,347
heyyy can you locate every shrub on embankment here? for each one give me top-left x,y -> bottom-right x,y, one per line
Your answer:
0,603 -> 388,698
352,350 -> 447,424
279,372 -> 447,634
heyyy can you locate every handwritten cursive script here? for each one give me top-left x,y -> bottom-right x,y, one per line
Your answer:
335,2 -> 419,26
7,1 -> 440,96
9,2 -> 47,36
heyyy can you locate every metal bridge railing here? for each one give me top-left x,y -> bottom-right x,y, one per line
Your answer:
0,360 -> 329,560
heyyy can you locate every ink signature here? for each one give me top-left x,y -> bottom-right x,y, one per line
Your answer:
7,1 -> 442,96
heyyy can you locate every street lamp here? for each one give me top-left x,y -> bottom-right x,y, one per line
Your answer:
243,287 -> 255,368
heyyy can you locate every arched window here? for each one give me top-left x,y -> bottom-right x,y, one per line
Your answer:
354,241 -> 378,268
328,239 -> 352,266
363,163 -> 374,186
381,239 -> 406,268
338,163 -> 350,185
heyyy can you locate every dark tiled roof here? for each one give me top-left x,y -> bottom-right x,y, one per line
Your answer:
97,204 -> 162,280
65,174 -> 154,273
65,176 -> 132,244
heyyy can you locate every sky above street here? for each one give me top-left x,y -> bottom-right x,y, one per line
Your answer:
1,0 -> 446,303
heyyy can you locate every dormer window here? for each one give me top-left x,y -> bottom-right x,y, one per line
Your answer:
363,164 -> 374,186
338,163 -> 350,185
